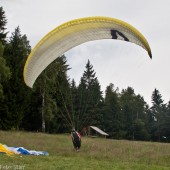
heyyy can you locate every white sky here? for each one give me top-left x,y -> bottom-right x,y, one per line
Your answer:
1,0 -> 170,106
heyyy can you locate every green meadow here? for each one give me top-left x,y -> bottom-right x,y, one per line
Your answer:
0,131 -> 170,170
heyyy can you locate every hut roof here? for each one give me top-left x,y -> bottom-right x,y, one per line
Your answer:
90,126 -> 109,136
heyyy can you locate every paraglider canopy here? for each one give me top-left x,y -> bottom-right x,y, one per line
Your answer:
23,16 -> 152,88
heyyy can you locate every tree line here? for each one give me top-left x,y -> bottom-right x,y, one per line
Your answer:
0,7 -> 170,142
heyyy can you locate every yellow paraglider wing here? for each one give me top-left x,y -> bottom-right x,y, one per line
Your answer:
24,16 -> 152,88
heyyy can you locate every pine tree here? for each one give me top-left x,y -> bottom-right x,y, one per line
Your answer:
150,89 -> 166,141
0,42 -> 11,99
29,55 -> 71,133
120,87 -> 148,140
162,101 -> 170,142
76,60 -> 103,130
103,83 -> 121,138
51,56 -> 72,133
70,79 -> 79,129
3,27 -> 32,130
0,7 -> 8,43
0,42 -> 11,129
0,6 -> 10,102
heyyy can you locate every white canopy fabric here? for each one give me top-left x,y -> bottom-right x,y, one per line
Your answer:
23,16 -> 152,88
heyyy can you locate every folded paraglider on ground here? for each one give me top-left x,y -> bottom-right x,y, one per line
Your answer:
0,143 -> 49,156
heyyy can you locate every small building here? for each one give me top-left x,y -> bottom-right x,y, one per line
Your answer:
83,126 -> 109,138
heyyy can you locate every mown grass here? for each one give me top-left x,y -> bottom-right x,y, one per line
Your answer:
0,130 -> 170,170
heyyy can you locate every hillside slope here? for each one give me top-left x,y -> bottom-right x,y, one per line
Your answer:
0,131 -> 170,170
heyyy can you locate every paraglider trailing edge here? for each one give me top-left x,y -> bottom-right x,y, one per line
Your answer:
23,16 -> 152,89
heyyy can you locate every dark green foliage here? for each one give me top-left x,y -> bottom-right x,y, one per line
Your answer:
0,6 -> 170,142
103,86 -> 149,140
0,42 -> 11,99
0,7 -> 11,129
2,27 -> 32,130
103,83 -> 121,138
73,60 -> 103,130
149,89 -> 169,141
119,87 -> 149,140
0,7 -> 7,44
162,102 -> 170,142
27,55 -> 71,133
133,119 -> 150,140
0,8 -> 10,98
47,56 -> 71,133
0,42 -> 11,130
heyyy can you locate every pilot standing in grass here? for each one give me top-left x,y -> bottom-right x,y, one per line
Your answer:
71,128 -> 81,151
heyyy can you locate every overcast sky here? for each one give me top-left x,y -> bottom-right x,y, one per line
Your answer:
1,0 -> 170,106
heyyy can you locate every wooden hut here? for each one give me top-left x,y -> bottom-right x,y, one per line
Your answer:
83,126 -> 109,138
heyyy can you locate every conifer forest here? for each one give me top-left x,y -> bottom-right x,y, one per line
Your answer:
0,7 -> 170,142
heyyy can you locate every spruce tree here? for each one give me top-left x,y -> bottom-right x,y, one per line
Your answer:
163,101 -> 170,141
0,7 -> 8,43
0,42 -> 11,129
3,27 -> 31,130
0,7 -> 10,101
51,56 -> 72,133
0,42 -> 11,99
150,89 -> 166,141
120,87 -> 148,140
70,79 -> 79,129
103,83 -> 121,138
77,60 -> 103,130
37,55 -> 71,133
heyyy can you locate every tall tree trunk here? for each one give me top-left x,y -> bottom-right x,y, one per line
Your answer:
41,78 -> 46,133
42,89 -> 45,132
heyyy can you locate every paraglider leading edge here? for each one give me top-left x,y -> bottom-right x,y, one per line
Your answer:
23,16 -> 152,88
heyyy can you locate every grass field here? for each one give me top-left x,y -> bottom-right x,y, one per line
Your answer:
0,131 -> 170,170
